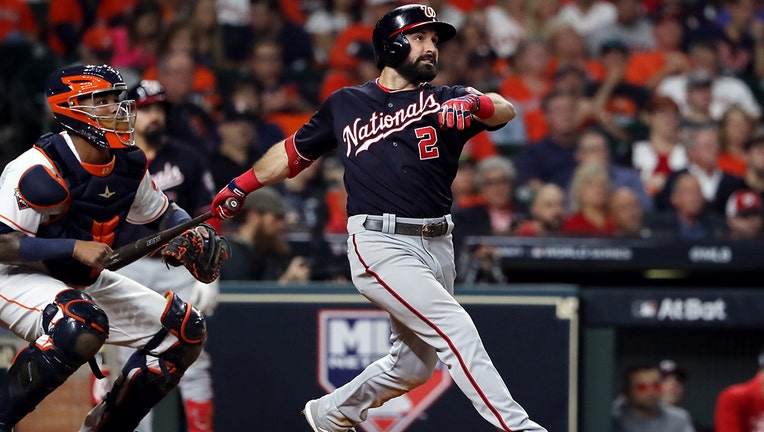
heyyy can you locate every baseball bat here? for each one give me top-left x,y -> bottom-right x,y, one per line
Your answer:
103,210 -> 213,271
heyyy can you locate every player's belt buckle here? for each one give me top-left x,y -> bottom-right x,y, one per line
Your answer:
421,222 -> 447,238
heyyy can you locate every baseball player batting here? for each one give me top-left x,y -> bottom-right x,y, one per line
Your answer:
210,5 -> 547,432
0,64 -> 226,431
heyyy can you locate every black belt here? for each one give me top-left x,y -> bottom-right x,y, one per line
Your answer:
363,218 -> 448,238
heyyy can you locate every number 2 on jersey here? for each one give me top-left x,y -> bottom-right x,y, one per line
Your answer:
415,126 -> 439,160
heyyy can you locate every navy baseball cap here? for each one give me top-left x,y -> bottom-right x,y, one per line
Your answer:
659,359 -> 687,382
221,103 -> 257,122
600,39 -> 629,55
127,80 -> 166,108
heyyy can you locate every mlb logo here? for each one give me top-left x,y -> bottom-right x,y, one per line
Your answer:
632,300 -> 658,319
318,310 -> 452,432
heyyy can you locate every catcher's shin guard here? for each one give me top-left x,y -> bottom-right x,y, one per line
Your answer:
87,292 -> 205,431
0,289 -> 108,430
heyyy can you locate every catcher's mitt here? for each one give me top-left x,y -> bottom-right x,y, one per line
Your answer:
161,223 -> 231,283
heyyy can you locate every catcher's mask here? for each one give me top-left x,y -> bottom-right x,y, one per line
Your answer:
46,64 -> 136,149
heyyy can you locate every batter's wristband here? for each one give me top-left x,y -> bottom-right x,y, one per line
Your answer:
19,237 -> 76,262
234,169 -> 264,194
473,95 -> 495,120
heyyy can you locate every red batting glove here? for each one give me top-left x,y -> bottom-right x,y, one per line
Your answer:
438,94 -> 496,130
210,180 -> 247,220
210,170 -> 264,220
438,94 -> 479,130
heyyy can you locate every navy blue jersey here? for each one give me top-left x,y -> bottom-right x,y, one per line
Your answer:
295,80 -> 494,218
117,139 -> 216,246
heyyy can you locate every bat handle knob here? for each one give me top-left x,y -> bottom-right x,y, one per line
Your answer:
226,197 -> 239,209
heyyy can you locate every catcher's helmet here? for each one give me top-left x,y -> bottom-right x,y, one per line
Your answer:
46,64 -> 136,149
372,4 -> 456,70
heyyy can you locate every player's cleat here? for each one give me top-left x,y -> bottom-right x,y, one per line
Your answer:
302,399 -> 356,432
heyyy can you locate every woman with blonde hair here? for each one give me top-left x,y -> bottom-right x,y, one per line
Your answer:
717,105 -> 757,177
561,161 -> 617,236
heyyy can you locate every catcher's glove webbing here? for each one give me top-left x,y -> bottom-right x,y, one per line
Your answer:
161,223 -> 231,283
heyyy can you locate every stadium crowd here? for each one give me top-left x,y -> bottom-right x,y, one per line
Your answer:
2,0 -> 764,283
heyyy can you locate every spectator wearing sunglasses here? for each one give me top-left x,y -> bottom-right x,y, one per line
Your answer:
612,363 -> 696,432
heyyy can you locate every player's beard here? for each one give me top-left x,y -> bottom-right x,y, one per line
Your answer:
252,222 -> 290,257
396,55 -> 438,84
142,125 -> 165,146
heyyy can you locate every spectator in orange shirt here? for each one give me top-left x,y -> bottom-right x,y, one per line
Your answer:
143,20 -> 220,113
319,40 -> 378,102
0,0 -> 39,46
44,0 -> 139,59
499,37 -> 552,143
624,17 -> 690,90
47,0 -> 99,59
545,21 -> 605,82
326,0 -> 399,70
79,26 -> 116,66
718,105 -> 757,178
97,0 -> 138,27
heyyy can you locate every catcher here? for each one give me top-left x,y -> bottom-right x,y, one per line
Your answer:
0,64 -> 227,431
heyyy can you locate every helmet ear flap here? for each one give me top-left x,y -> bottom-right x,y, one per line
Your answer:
381,34 -> 410,69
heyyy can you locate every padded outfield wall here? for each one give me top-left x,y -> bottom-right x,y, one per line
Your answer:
207,283 -> 578,432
